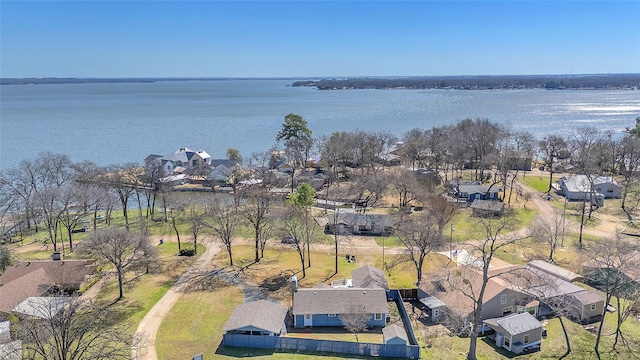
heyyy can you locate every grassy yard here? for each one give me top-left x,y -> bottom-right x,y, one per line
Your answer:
520,173 -> 558,193
212,244 -> 428,302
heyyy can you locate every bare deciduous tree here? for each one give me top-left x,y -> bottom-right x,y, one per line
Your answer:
18,297 -> 140,360
396,211 -> 445,286
339,305 -> 370,342
79,227 -> 145,300
205,198 -> 238,266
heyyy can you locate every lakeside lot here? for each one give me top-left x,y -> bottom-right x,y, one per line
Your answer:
3,169 -> 640,360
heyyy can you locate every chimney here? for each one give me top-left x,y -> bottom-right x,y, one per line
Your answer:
291,276 -> 298,302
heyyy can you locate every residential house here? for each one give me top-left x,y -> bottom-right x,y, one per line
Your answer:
456,184 -> 501,203
506,152 -> 533,171
0,321 -> 21,360
291,266 -> 389,328
492,265 -> 604,323
558,175 -> 621,201
419,267 -> 534,327
324,213 -> 394,236
470,199 -> 504,217
383,324 -> 409,345
0,260 -> 96,316
351,265 -> 389,291
527,260 -> 584,283
145,147 -> 212,176
223,300 -> 288,336
12,296 -> 73,320
292,287 -> 388,328
483,312 -> 543,354
201,159 -> 239,183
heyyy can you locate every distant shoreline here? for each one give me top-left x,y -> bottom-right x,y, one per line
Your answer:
292,74 -> 640,91
2,74 -> 640,89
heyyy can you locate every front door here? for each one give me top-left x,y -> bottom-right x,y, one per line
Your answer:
304,314 -> 312,327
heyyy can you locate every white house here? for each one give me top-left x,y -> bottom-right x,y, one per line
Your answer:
558,175 -> 621,201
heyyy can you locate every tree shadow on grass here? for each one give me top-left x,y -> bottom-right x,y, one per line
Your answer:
260,271 -> 292,293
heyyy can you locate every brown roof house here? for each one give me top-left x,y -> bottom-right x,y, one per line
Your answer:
0,260 -> 96,316
223,300 -> 288,336
491,265 -> 604,323
419,266 -> 534,333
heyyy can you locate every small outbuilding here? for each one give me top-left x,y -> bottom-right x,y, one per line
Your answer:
483,312 -> 543,355
325,213 -> 393,236
223,300 -> 288,336
383,324 -> 408,345
470,199 -> 504,217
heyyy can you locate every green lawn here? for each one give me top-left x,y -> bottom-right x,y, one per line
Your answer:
520,173 -> 558,193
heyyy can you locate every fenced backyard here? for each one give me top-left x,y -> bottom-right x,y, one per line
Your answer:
222,289 -> 421,359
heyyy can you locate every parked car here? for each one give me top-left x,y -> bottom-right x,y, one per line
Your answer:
282,235 -> 299,244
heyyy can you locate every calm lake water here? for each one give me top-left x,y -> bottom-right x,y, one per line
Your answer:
2,79 -> 640,170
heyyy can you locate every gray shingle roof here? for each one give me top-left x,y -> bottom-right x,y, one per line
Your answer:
528,260 -> 583,283
570,290 -> 604,305
560,175 -> 617,193
292,288 -> 388,315
13,297 -> 72,319
327,213 -> 393,227
352,265 -> 389,290
383,324 -> 408,343
485,312 -> 541,336
223,300 -> 288,334
470,199 -> 504,211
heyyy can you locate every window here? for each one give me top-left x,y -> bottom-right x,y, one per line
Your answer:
524,334 -> 530,344
517,306 -> 525,313
502,307 -> 513,316
501,294 -> 507,305
375,313 -> 383,320
433,309 -> 440,317
328,313 -> 336,317
504,336 -> 511,347
591,303 -> 597,311
192,160 -> 198,167
526,307 -> 537,315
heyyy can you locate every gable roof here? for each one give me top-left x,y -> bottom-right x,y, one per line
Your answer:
420,267 -> 523,317
292,288 -> 387,315
569,290 -> 604,305
560,175 -> 618,193
383,324 -> 408,342
223,300 -> 288,334
351,265 -> 389,290
527,260 -> 583,283
470,199 -> 504,212
0,268 -> 54,314
12,296 -> 73,319
484,312 -> 541,336
327,213 -> 393,227
0,260 -> 95,286
457,184 -> 501,194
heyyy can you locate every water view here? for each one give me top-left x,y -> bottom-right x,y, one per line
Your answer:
2,79 -> 640,169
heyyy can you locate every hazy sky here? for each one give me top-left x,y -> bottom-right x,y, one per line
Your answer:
1,1 -> 639,78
